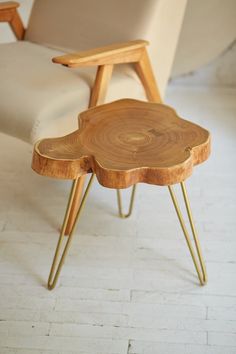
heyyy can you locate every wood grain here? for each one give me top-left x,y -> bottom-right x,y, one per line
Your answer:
32,99 -> 211,188
52,40 -> 148,67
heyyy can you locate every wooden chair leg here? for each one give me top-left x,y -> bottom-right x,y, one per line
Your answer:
134,48 -> 162,103
65,175 -> 86,235
64,65 -> 113,235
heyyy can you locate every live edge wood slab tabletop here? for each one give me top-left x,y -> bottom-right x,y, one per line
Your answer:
32,99 -> 211,188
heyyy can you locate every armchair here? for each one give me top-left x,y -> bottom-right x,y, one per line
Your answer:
0,0 -> 187,233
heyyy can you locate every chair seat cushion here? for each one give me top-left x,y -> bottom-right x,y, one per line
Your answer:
0,41 -> 146,143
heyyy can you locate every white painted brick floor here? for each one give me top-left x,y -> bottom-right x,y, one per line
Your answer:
0,86 -> 236,353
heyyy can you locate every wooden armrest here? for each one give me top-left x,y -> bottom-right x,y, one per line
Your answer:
0,1 -> 25,40
52,39 -> 149,67
0,1 -> 19,11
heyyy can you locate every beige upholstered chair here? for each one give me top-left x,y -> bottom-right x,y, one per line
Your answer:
0,0 -> 187,233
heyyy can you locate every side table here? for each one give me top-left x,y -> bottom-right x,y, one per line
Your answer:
32,99 -> 211,290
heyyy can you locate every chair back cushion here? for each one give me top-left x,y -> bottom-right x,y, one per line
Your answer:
26,0 -> 161,51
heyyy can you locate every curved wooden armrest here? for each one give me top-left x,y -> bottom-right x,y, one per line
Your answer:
0,1 -> 19,10
0,1 -> 24,40
52,39 -> 149,67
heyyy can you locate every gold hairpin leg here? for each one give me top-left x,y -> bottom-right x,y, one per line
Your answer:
48,173 -> 95,290
168,181 -> 207,285
116,184 -> 137,218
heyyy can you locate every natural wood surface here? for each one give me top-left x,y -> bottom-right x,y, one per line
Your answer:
32,99 -> 211,188
0,1 -> 24,40
52,40 -> 148,67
